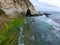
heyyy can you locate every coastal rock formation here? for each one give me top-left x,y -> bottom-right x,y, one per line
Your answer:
0,0 -> 36,17
0,0 -> 38,45
0,0 -> 37,30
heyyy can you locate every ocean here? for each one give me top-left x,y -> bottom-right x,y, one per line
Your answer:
40,11 -> 60,24
26,11 -> 60,45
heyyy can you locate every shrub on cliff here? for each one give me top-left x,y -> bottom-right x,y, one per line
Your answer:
0,9 -> 5,15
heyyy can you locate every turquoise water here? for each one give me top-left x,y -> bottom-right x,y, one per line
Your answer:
18,12 -> 60,45
26,15 -> 60,45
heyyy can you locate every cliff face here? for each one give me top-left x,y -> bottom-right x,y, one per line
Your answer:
0,0 -> 37,44
0,0 -> 36,17
0,0 -> 37,30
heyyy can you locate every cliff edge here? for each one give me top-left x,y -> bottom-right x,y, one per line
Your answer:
0,0 -> 37,18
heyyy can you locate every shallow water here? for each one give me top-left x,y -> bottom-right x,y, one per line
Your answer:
18,15 -> 60,45
26,15 -> 60,45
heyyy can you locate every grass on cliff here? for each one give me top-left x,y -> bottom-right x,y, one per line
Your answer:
0,16 -> 44,45
0,17 -> 26,45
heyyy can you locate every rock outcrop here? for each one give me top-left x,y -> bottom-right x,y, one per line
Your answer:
0,0 -> 36,18
0,0 -> 38,45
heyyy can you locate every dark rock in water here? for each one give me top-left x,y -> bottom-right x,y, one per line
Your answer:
43,13 -> 51,17
26,8 -> 51,17
26,9 -> 51,17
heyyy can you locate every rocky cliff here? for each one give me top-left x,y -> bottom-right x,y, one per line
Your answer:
0,0 -> 37,30
0,0 -> 36,18
0,0 -> 37,45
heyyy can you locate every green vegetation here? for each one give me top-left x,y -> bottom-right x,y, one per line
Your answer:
0,16 -> 44,45
0,9 -> 5,15
0,17 -> 25,45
